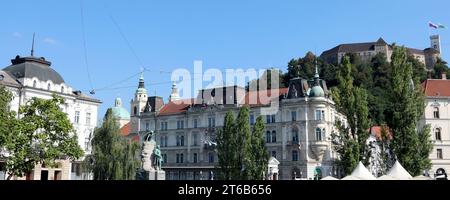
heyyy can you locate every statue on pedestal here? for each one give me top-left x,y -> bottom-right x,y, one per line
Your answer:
137,131 -> 166,180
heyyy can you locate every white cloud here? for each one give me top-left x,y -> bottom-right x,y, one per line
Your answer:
12,32 -> 22,38
43,37 -> 57,45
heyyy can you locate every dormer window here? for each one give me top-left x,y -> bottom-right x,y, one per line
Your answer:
33,80 -> 37,88
47,83 -> 51,90
61,86 -> 65,93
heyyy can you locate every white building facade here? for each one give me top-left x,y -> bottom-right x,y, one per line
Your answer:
420,76 -> 450,178
130,70 -> 346,180
0,55 -> 101,180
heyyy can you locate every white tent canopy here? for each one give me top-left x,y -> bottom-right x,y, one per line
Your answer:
377,175 -> 397,180
341,175 -> 360,180
387,161 -> 412,180
350,162 -> 376,180
321,176 -> 338,180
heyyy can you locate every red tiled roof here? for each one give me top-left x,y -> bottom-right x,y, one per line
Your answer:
156,88 -> 289,115
131,135 -> 140,142
158,98 -> 195,116
120,122 -> 131,136
422,79 -> 450,97
369,126 -> 392,141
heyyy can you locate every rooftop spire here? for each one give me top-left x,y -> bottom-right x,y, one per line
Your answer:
138,69 -> 145,89
31,32 -> 35,56
314,59 -> 319,79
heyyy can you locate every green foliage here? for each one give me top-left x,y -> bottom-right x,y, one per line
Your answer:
432,58 -> 450,79
217,111 -> 237,180
216,107 -> 268,180
249,116 -> 269,180
386,46 -> 432,176
1,94 -> 83,179
331,56 -> 371,175
0,86 -> 16,149
247,69 -> 286,91
86,109 -> 140,180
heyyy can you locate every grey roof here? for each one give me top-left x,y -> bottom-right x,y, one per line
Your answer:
2,56 -> 65,84
72,90 -> 102,103
0,70 -> 21,87
406,47 -> 425,55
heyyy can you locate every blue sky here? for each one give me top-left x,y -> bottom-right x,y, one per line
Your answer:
1,0 -> 449,120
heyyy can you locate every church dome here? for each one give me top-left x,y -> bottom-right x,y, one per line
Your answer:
309,85 -> 325,97
3,56 -> 65,84
111,98 -> 130,120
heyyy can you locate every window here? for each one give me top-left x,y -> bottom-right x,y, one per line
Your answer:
160,122 -> 168,131
250,114 -> 255,125
47,83 -> 51,90
145,121 -> 150,131
271,131 -> 277,143
291,111 -> 297,121
176,135 -> 184,146
266,131 -> 271,143
271,115 -> 276,123
61,86 -> 65,93
208,152 -> 214,163
315,110 -> 322,121
437,149 -> 443,159
321,110 -> 325,121
436,128 -> 442,141
75,111 -> 80,124
193,119 -> 198,128
176,154 -> 184,163
316,128 -> 322,141
208,117 -> 215,127
162,154 -> 167,163
193,133 -> 198,146
433,107 -> 440,119
292,150 -> 298,161
33,80 -> 37,87
292,129 -> 299,143
266,115 -> 271,123
160,136 -> 166,147
271,151 -> 277,158
134,106 -> 137,116
193,153 -> 198,163
177,120 -> 184,129
86,113 -> 91,126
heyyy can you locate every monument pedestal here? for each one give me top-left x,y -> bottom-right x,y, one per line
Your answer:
148,170 -> 166,180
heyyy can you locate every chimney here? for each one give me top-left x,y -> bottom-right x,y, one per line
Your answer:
442,73 -> 447,80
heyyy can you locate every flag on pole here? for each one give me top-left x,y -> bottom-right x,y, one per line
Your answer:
429,21 -> 438,29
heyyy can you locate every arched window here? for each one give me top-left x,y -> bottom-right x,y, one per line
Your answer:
61,86 -> 65,93
434,107 -> 440,119
271,131 -> 277,143
292,128 -> 299,143
435,128 -> 442,141
316,128 -> 322,141
47,83 -> 51,90
134,106 -> 137,115
180,135 -> 184,146
266,131 -> 271,143
33,80 -> 37,88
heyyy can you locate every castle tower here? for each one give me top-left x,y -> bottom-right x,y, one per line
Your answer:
430,35 -> 441,53
169,82 -> 180,102
131,71 -> 148,116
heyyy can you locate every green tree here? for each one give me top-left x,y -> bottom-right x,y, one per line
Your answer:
249,116 -> 269,180
86,108 -> 140,180
235,106 -> 252,180
0,86 -> 16,150
407,54 -> 428,83
432,58 -> 449,79
247,69 -> 286,91
331,56 -> 371,175
3,94 -> 83,180
216,111 -> 237,180
386,46 -> 432,176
